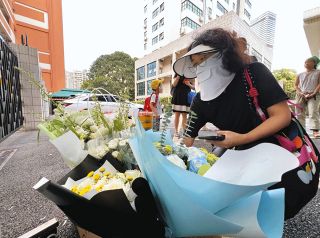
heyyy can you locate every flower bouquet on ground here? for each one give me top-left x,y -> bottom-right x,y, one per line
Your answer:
38,102 -> 136,169
34,152 -> 164,238
129,120 -> 300,237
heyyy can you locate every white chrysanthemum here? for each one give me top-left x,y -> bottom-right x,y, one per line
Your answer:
108,139 -> 119,150
118,139 -> 128,148
166,154 -> 187,170
111,150 -> 119,159
90,125 -> 99,133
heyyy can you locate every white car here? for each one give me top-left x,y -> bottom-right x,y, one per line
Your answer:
63,93 -> 143,117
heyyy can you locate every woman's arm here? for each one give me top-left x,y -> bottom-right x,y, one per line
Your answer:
211,101 -> 291,148
184,80 -> 195,90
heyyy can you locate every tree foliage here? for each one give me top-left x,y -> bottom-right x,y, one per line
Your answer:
81,51 -> 136,100
273,68 -> 297,99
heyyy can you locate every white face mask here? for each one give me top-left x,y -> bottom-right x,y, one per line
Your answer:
196,55 -> 235,101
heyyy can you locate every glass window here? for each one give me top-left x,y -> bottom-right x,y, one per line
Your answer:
233,2 -> 235,10
144,18 -> 147,26
245,0 -> 252,8
244,9 -> 251,19
153,0 -> 158,4
137,66 -> 145,81
144,5 -> 147,13
159,18 -> 164,27
137,82 -> 145,96
147,80 -> 153,95
208,7 -> 212,16
152,36 -> 158,45
144,43 -> 147,50
159,32 -> 164,41
217,1 -> 227,14
152,22 -> 159,32
160,2 -> 164,12
152,8 -> 159,18
224,0 -> 229,4
144,31 -> 147,37
181,17 -> 201,30
181,0 -> 203,17
147,62 -> 156,77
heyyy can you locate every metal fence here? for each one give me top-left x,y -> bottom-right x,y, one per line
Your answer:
0,39 -> 23,140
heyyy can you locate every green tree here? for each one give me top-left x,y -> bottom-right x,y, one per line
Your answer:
273,69 -> 297,99
81,51 -> 136,100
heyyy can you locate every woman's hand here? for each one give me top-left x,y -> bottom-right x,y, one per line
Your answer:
207,130 -> 248,148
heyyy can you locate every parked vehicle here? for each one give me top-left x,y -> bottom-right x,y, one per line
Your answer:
63,94 -> 143,117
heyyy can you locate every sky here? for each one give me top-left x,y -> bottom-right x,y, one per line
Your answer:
62,0 -> 319,73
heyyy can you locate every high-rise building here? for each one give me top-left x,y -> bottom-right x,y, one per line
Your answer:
0,0 -> 65,92
303,7 -> 320,58
66,70 -> 89,89
250,11 -> 276,48
135,11 -> 273,100
143,0 -> 252,54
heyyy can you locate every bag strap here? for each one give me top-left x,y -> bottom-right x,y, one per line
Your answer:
243,68 -> 267,121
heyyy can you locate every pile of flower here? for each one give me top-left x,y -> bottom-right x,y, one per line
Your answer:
38,103 -> 136,164
153,142 -> 219,175
65,165 -> 141,203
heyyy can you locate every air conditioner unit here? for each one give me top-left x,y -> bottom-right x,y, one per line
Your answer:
180,27 -> 186,35
199,16 -> 204,22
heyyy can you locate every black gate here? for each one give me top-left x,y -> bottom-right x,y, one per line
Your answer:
0,39 -> 23,140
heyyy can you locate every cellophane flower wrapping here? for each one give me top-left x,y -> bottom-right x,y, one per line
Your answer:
129,119 -> 299,237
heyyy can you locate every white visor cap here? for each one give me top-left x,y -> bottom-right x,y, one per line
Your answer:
173,44 -> 216,78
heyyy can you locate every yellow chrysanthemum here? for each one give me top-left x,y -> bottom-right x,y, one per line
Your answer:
163,145 -> 173,154
71,186 -> 78,193
93,173 -> 101,181
99,167 -> 106,173
79,185 -> 92,196
126,176 -> 134,181
87,171 -> 94,177
95,185 -> 104,192
200,148 -> 209,155
103,171 -> 111,177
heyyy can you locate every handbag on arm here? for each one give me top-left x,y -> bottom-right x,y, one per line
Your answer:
243,67 -> 319,219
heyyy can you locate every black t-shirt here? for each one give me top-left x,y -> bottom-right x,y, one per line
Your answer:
186,62 -> 288,148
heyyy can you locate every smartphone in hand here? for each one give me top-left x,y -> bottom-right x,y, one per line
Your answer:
197,131 -> 225,141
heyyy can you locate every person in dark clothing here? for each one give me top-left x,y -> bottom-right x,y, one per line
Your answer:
172,28 -> 319,219
171,73 -> 194,137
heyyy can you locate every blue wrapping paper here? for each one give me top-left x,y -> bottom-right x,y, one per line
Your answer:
129,121 -> 294,237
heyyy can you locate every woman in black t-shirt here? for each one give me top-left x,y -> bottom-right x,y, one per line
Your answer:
173,28 -> 319,220
173,28 -> 291,149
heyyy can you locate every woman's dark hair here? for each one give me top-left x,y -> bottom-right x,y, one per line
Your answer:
191,28 -> 245,73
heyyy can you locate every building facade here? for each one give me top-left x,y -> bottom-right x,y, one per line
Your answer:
66,70 -> 89,89
135,12 -> 273,100
0,0 -> 65,92
303,7 -> 320,59
143,0 -> 252,54
250,11 -> 276,48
